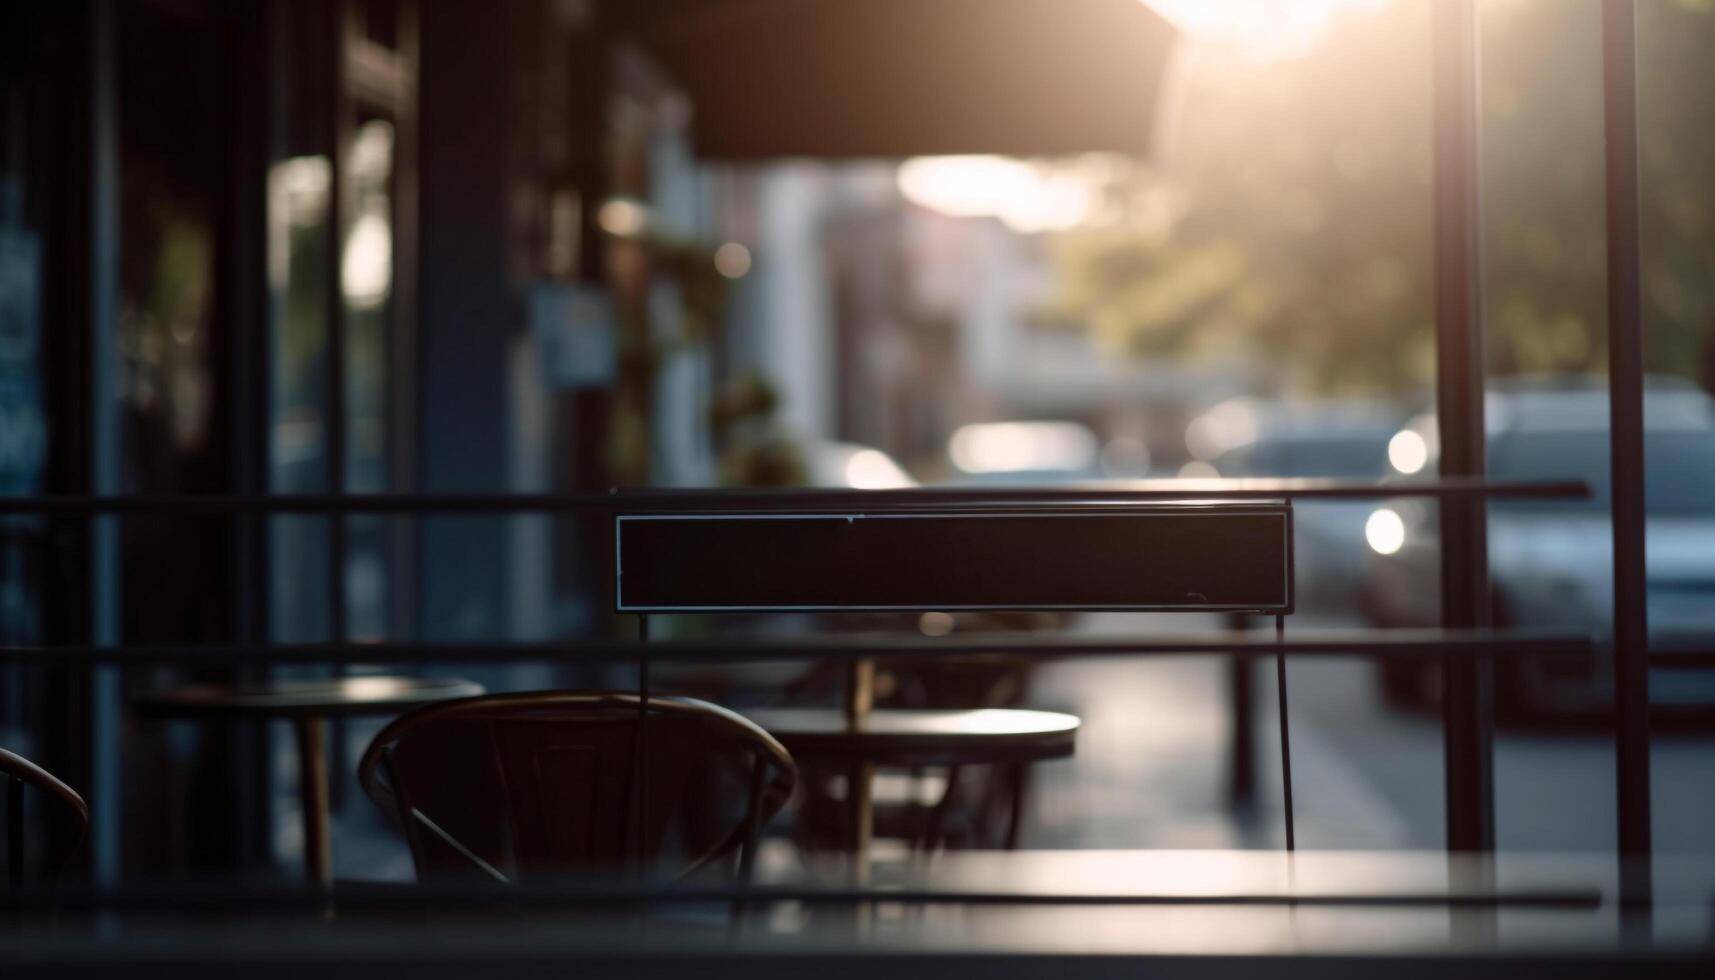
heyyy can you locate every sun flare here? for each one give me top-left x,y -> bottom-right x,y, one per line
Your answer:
1143,0 -> 1393,60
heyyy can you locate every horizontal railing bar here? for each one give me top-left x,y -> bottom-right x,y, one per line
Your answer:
1642,651 -> 1715,668
0,478 -> 1588,515
614,478 -> 1591,505
0,493 -> 615,514
0,629 -> 1592,666
0,881 -> 1605,913
1639,633 -> 1715,668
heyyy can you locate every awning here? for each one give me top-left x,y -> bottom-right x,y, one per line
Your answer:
624,0 -> 1179,160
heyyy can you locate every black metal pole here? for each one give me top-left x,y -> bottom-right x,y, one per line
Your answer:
635,614 -> 650,872
1601,0 -> 1651,904
325,0 -> 349,649
1431,0 -> 1495,855
86,0 -> 124,886
1274,615 -> 1294,853
1226,613 -> 1255,808
325,0 -> 352,813
228,0 -> 273,869
1228,653 -> 1255,807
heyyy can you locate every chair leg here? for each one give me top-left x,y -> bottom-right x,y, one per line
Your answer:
731,755 -> 771,933
737,755 -> 768,882
8,776 -> 22,891
923,765 -> 963,854
1004,763 -> 1029,850
909,769 -> 932,858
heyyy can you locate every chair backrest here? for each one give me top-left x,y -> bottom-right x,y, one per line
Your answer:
357,691 -> 796,884
615,502 -> 1294,614
1,747 -> 89,889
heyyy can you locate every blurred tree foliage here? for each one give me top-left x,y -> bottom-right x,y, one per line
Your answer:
1051,0 -> 1715,395
1635,0 -> 1715,388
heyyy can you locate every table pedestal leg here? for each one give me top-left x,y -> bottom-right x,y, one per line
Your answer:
847,760 -> 874,875
294,717 -> 332,886
845,658 -> 876,931
844,658 -> 875,877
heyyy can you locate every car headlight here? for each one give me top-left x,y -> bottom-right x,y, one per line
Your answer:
1387,430 -> 1429,475
1365,507 -> 1407,555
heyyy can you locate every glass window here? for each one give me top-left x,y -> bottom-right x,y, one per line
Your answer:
342,115 -> 398,642
268,153 -> 333,642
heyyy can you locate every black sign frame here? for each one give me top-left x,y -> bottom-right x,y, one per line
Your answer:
614,502 -> 1294,615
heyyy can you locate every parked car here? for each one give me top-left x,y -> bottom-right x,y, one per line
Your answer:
1361,376 -> 1715,718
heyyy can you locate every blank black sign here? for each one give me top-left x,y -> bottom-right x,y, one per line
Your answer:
615,507 -> 1292,613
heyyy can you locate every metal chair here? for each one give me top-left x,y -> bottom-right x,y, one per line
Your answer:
2,747 -> 89,889
357,691 -> 796,884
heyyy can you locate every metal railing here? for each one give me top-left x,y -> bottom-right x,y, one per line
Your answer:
0,476 -> 1601,868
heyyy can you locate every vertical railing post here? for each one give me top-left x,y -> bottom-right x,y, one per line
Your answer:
324,0 -> 351,812
1601,0 -> 1651,907
231,0 -> 274,869
634,613 -> 650,873
87,0 -> 123,886
1431,0 -> 1496,855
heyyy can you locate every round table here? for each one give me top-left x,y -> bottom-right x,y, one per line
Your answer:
133,676 -> 484,885
745,707 -> 1078,860
744,707 -> 1078,767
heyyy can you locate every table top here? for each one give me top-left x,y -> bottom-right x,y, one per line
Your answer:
744,707 -> 1077,765
132,676 -> 485,720
7,851 -> 1712,970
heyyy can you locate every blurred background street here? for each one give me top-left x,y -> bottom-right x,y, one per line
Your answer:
1026,611 -> 1715,854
